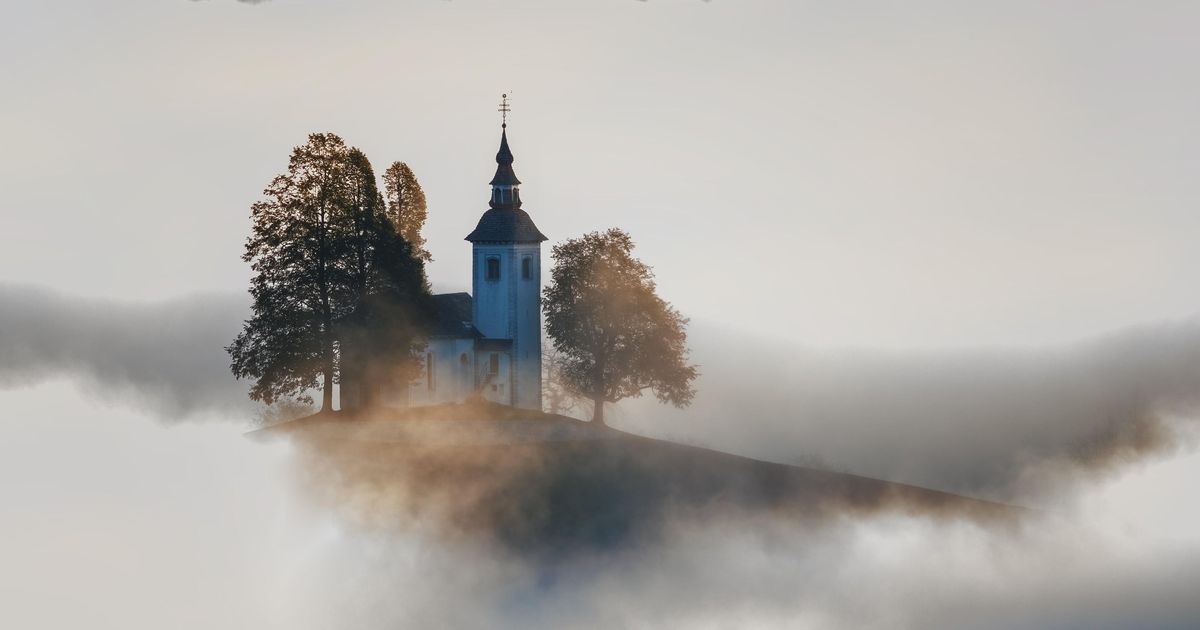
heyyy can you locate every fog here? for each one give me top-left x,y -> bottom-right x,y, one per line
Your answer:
4,380 -> 1200,629
0,284 -> 252,419
621,318 -> 1200,501
4,286 -> 1200,626
7,282 -> 1200,503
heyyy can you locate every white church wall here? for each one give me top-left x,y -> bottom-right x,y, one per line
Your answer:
512,244 -> 542,410
475,348 -> 513,405
472,242 -> 543,411
471,244 -> 518,340
406,337 -> 477,406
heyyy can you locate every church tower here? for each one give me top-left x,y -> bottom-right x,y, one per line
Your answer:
465,101 -> 547,410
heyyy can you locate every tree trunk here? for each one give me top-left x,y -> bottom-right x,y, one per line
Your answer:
592,397 -> 605,425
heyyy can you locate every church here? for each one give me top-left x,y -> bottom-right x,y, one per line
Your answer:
397,119 -> 547,411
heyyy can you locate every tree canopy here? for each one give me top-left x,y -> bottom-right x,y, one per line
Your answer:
382,161 -> 431,262
542,228 -> 698,424
227,133 -> 431,413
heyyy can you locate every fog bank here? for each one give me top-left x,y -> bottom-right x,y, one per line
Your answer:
4,383 -> 1200,629
0,284 -> 252,419
621,318 -> 1200,501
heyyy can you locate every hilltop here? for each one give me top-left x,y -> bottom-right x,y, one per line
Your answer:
254,402 -> 1022,557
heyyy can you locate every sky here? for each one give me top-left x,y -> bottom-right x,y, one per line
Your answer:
4,1 -> 1200,628
4,0 -> 1200,347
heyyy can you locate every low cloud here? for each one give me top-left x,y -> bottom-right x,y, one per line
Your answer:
8,394 -> 1200,629
5,285 -> 1200,628
5,282 -> 1200,502
0,284 -> 253,420
621,319 -> 1200,501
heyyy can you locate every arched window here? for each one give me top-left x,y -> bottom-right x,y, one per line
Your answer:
486,257 -> 500,281
521,257 -> 531,279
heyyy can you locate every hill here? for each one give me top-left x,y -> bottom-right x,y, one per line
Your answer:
253,403 -> 1022,558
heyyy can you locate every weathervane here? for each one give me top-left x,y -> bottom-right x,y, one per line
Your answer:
498,93 -> 511,128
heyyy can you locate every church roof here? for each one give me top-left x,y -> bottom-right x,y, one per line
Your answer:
489,130 -> 521,186
468,126 -> 547,243
465,207 -> 548,243
429,292 -> 480,338
476,338 -> 513,351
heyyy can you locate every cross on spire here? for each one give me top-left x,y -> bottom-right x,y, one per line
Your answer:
498,93 -> 511,128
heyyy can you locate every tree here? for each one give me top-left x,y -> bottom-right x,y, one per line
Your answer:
542,228 -> 698,424
542,344 -> 588,417
227,134 -> 431,412
335,149 -> 432,411
382,161 -> 431,262
228,133 -> 353,411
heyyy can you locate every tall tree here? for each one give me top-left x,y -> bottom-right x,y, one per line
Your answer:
542,228 -> 698,424
337,149 -> 432,410
382,161 -> 431,262
228,133 -> 353,411
228,134 -> 432,412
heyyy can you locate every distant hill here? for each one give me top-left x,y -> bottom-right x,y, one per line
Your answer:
254,403 -> 1022,558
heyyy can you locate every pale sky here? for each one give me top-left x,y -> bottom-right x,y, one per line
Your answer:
4,0 -> 1199,348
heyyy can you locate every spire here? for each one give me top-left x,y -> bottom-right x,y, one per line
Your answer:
489,93 -> 521,197
490,129 -> 521,188
466,94 -> 547,244
495,129 -> 514,165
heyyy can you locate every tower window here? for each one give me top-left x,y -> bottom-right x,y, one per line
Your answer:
489,352 -> 500,376
521,257 -> 531,279
486,257 -> 500,281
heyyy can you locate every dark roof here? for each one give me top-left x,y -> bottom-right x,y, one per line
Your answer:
476,338 -> 513,351
465,207 -> 548,243
470,128 -> 547,243
490,130 -> 521,186
490,164 -> 521,187
430,292 -> 480,338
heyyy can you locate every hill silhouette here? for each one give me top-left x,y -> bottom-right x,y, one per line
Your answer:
254,402 -> 1022,559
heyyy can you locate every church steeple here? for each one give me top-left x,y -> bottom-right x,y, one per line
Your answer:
489,128 -> 522,207
466,94 -> 546,244
489,94 -> 521,209
465,94 -> 545,411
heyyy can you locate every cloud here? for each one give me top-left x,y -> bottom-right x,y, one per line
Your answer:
5,290 -> 1200,628
5,281 -> 1200,501
620,318 -> 1200,501
0,284 -> 254,420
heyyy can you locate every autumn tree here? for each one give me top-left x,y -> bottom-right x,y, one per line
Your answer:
542,228 -> 698,424
336,149 -> 432,410
382,161 -> 431,262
